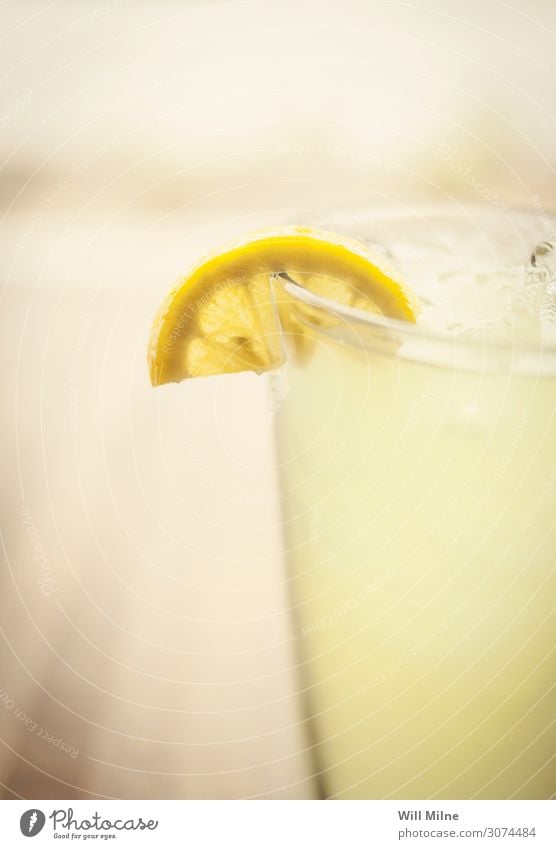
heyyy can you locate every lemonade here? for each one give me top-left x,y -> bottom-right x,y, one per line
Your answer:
275,208 -> 556,799
149,205 -> 556,800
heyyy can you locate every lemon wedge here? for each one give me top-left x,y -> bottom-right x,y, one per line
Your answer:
148,226 -> 418,386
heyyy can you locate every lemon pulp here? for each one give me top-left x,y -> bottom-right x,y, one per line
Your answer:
148,226 -> 418,386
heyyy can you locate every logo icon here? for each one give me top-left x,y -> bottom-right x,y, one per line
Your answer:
20,810 -> 46,837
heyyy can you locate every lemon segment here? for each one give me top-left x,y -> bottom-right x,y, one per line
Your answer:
148,227 -> 418,386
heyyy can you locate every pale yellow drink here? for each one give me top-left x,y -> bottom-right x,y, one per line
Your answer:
275,210 -> 556,799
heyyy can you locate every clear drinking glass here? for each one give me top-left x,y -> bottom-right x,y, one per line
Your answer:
274,206 -> 556,799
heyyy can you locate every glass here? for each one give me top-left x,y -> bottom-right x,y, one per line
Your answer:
273,206 -> 556,799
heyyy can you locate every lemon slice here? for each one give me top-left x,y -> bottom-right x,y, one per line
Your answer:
148,226 -> 418,386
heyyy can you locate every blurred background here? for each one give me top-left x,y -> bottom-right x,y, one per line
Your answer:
1,0 -> 555,799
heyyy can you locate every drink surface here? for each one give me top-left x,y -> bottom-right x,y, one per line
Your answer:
275,208 -> 556,799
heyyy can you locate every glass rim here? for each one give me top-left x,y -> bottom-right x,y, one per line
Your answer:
279,203 -> 556,371
285,279 -> 553,351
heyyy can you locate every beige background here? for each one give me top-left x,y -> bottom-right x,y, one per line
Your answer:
1,0 -> 555,798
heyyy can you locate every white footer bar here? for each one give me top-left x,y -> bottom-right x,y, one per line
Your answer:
1,799 -> 554,848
